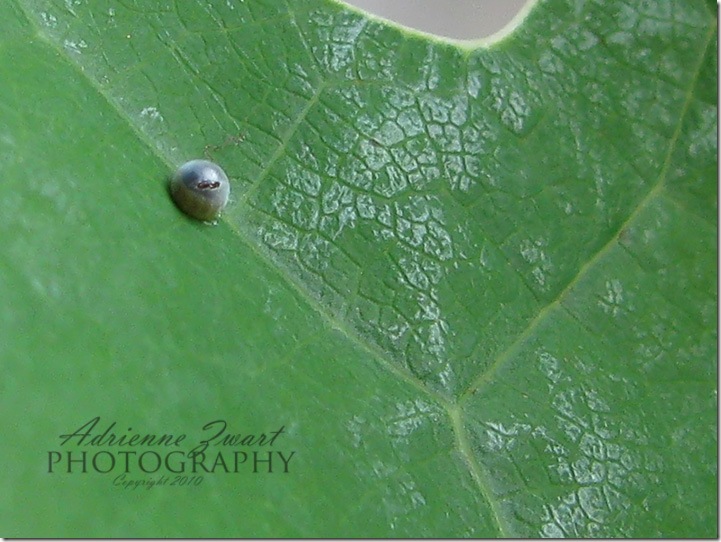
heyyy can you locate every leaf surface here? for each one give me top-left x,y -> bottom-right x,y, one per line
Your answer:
1,0 -> 716,537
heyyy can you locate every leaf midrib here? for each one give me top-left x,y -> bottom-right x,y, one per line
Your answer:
15,1 -> 715,536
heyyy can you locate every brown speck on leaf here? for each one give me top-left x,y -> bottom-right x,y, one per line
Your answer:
204,133 -> 245,160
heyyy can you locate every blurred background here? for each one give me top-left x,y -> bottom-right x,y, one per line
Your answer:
342,0 -> 530,40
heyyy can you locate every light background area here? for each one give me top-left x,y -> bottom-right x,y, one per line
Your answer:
341,0 -> 530,40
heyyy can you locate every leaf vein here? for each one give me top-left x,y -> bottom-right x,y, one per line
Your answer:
458,20 -> 717,402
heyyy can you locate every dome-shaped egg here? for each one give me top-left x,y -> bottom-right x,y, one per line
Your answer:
170,159 -> 230,221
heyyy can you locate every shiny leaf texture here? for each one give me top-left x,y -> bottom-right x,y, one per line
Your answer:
1,0 -> 716,537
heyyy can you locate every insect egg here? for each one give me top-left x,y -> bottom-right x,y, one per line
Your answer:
170,159 -> 230,221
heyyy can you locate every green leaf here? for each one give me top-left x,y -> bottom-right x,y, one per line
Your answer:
1,0 -> 716,537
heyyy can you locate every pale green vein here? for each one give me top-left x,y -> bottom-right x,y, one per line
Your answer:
232,82 -> 328,208
449,405 -> 508,537
458,20 -> 717,403
659,187 -> 716,227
